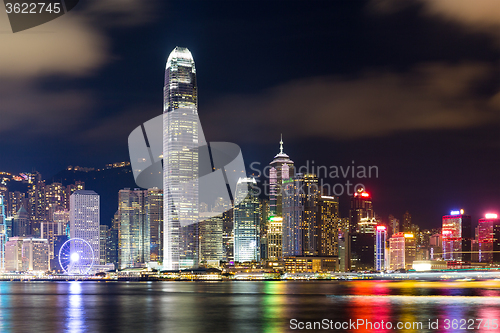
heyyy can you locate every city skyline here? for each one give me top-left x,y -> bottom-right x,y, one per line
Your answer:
0,1 -> 498,231
1,2 -> 499,332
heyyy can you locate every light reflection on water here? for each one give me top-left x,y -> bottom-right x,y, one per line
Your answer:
0,280 -> 500,332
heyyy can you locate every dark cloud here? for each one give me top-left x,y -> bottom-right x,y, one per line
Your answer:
202,62 -> 499,142
370,0 -> 500,35
0,79 -> 92,135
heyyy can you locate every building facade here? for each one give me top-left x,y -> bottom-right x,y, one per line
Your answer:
478,213 -> 500,263
442,210 -> 472,262
388,232 -> 416,271
233,178 -> 260,262
375,225 -> 387,271
70,190 -> 100,266
282,174 -> 320,257
163,46 -> 200,270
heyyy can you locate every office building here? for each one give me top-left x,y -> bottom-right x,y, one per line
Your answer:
267,216 -> 283,260
0,195 -> 6,271
349,187 -> 373,232
146,188 -> 163,263
388,232 -> 416,270
5,237 -> 49,272
100,225 -> 108,265
442,210 -> 472,262
163,46 -> 200,270
348,189 -> 376,271
375,225 -> 387,271
70,190 -> 100,266
199,215 -> 224,263
233,178 -> 260,262
51,234 -> 69,273
269,136 -> 295,218
282,174 -> 320,257
318,196 -> 339,257
259,199 -> 270,260
117,188 -> 147,268
478,213 -> 500,263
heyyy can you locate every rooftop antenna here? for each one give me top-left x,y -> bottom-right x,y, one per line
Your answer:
280,134 -> 284,154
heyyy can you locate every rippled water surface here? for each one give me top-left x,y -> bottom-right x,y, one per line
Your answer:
1,280 -> 500,332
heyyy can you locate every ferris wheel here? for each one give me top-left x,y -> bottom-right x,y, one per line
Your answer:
58,238 -> 95,275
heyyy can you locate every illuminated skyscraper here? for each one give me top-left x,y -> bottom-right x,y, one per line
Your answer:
0,195 -> 6,271
348,188 -> 375,271
388,232 -> 415,270
478,213 -> 500,263
199,198 -> 228,263
442,210 -> 472,262
269,136 -> 294,218
100,225 -> 108,265
163,47 -> 201,270
70,190 -> 100,266
318,196 -> 339,257
349,188 -> 373,232
375,225 -> 387,271
282,174 -> 320,257
267,217 -> 283,260
117,188 -> 148,268
146,188 -> 163,263
233,178 -> 260,262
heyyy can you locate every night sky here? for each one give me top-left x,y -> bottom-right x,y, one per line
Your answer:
0,0 -> 499,229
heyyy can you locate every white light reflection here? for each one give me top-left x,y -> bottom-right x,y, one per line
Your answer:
65,282 -> 84,333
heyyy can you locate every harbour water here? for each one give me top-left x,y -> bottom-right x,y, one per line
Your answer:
1,280 -> 500,332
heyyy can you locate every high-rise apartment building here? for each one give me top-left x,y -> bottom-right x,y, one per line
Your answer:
163,46 -> 200,270
70,190 -> 100,266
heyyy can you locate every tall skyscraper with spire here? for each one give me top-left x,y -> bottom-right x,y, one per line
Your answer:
163,47 -> 202,270
265,136 -> 294,260
269,136 -> 294,218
